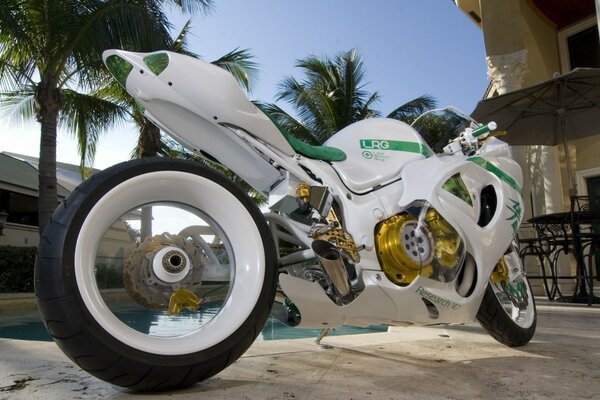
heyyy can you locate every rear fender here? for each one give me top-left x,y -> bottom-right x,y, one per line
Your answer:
103,50 -> 290,193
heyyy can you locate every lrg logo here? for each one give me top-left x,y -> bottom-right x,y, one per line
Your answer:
360,139 -> 390,150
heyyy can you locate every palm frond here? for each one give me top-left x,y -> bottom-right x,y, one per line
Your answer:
274,49 -> 386,142
296,56 -> 335,87
254,102 -> 317,144
386,94 -> 438,123
356,91 -> 381,120
60,88 -> 130,173
0,2 -> 42,68
94,77 -> 136,108
211,48 -> 258,92
0,85 -> 36,126
171,19 -> 198,57
164,0 -> 214,15
0,59 -> 37,93
63,0 -> 174,88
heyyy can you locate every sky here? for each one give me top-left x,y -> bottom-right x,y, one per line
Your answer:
0,0 -> 488,170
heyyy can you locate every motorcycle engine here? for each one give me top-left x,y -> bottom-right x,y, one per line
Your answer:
374,205 -> 465,286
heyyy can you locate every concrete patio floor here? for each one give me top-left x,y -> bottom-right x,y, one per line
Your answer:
1,301 -> 599,400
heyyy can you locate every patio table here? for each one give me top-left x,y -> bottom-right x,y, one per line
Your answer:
525,207 -> 600,305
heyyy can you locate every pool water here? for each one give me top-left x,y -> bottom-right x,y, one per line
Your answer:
0,306 -> 387,342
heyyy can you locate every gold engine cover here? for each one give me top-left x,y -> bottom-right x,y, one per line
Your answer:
374,208 -> 463,286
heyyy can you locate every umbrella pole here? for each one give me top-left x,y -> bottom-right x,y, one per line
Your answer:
559,113 -> 577,196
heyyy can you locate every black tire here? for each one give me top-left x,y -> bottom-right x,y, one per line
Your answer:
476,253 -> 537,347
35,157 -> 277,391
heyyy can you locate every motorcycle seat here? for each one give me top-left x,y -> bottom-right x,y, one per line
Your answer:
257,106 -> 347,162
280,129 -> 347,162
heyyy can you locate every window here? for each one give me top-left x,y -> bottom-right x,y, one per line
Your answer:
568,25 -> 600,68
559,16 -> 600,72
6,191 -> 38,226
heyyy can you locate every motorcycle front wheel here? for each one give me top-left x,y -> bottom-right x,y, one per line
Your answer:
35,158 -> 277,391
476,244 -> 537,347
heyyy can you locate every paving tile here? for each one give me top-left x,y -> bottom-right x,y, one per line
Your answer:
0,302 -> 599,399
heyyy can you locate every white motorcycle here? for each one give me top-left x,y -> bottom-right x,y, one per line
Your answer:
35,50 -> 536,391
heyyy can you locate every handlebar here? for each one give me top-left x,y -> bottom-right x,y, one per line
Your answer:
442,121 -> 498,155
471,122 -> 497,138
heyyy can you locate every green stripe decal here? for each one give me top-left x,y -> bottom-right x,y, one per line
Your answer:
468,156 -> 522,195
359,139 -> 431,157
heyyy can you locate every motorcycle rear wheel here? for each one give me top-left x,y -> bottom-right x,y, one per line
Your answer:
35,158 -> 276,391
476,244 -> 536,347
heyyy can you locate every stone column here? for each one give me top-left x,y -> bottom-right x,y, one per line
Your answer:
542,146 -> 574,295
485,49 -> 547,294
486,49 -> 528,95
541,146 -> 565,213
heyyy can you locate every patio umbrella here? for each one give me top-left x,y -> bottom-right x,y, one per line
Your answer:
471,67 -> 600,191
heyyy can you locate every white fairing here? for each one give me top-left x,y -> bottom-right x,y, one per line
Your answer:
324,119 -> 432,193
279,152 -> 525,328
479,137 -> 524,188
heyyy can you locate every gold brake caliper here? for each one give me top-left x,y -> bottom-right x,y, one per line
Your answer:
168,289 -> 201,316
491,257 -> 509,283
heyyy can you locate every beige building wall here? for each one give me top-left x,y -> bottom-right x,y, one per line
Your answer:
1,223 -> 39,247
519,2 -> 560,84
575,136 -> 600,172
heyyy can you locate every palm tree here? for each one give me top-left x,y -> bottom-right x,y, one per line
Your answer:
0,0 -> 213,235
261,49 -> 436,145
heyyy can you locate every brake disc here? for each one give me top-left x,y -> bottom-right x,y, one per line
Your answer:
501,278 -> 529,310
124,232 -> 204,310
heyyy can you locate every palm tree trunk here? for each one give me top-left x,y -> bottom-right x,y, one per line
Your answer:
137,119 -> 162,158
137,119 -> 161,240
36,81 -> 61,235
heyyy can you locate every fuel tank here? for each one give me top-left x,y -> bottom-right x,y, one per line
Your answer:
324,118 -> 433,193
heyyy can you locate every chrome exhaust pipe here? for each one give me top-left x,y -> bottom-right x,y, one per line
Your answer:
311,240 -> 351,297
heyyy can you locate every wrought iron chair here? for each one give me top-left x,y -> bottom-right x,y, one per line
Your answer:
569,196 -> 600,305
518,222 -> 563,300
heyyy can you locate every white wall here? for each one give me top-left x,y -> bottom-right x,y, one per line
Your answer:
1,223 -> 39,247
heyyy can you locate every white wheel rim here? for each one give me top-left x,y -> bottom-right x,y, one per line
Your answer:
74,170 -> 265,355
491,247 -> 535,329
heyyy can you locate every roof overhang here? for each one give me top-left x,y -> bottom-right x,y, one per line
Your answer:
455,0 -> 596,30
531,0 -> 596,30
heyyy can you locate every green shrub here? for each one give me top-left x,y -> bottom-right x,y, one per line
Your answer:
95,264 -> 124,289
0,246 -> 37,293
0,248 -> 125,292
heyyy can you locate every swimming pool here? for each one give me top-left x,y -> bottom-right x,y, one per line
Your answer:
0,306 -> 387,342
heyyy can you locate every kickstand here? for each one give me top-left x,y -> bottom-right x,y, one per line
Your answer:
315,328 -> 330,345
